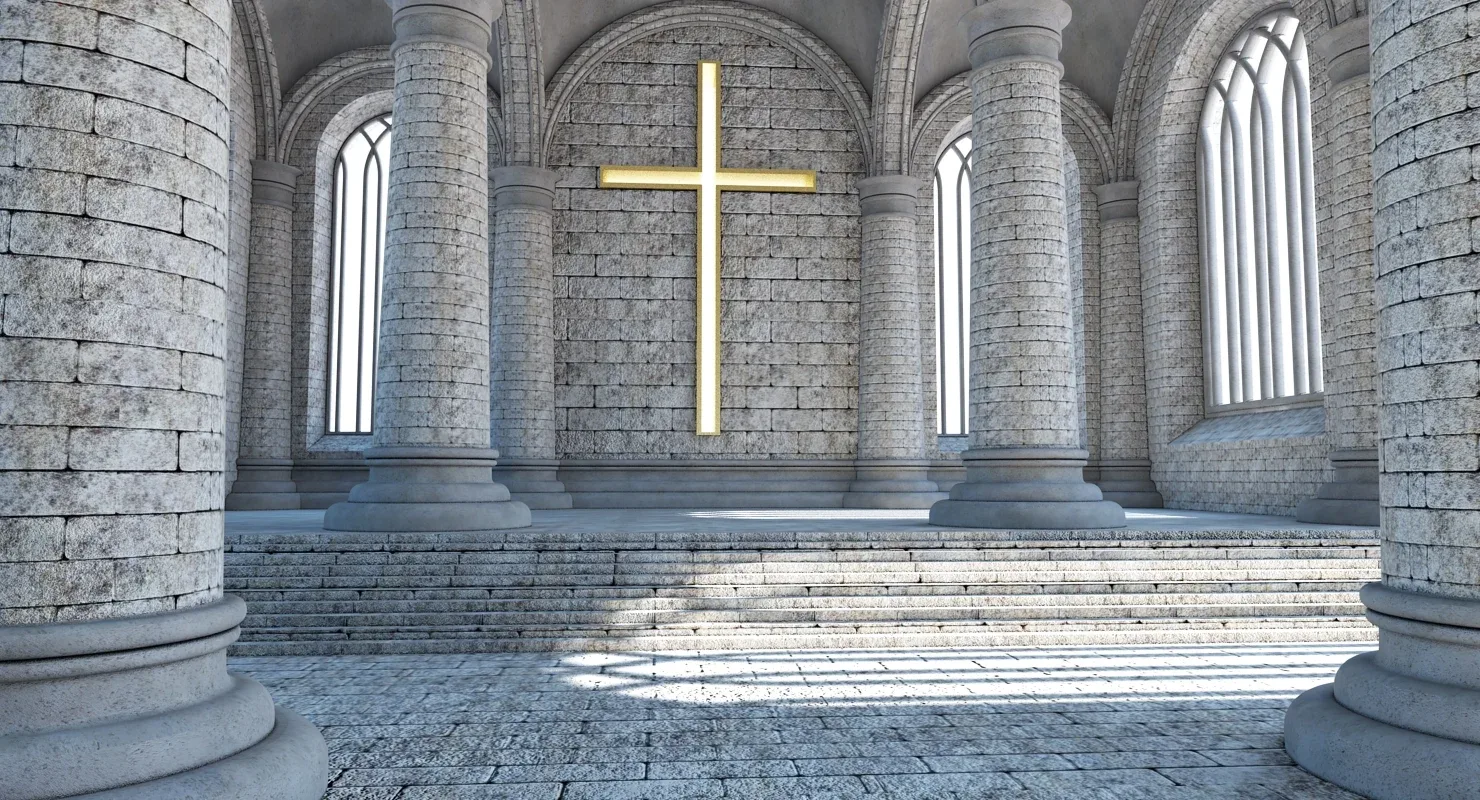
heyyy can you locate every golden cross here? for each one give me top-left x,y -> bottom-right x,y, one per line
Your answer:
599,61 -> 817,436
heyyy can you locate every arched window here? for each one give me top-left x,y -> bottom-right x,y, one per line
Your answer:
935,134 -> 972,435
326,114 -> 392,434
1198,10 -> 1322,409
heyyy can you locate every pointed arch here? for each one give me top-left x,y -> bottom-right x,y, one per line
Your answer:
498,0 -> 545,167
543,0 -> 872,165
230,0 -> 281,158
870,0 -> 930,175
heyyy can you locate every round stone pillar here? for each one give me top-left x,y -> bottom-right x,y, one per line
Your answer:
227,160 -> 301,510
325,0 -> 531,532
845,175 -> 946,509
490,166 -> 571,509
0,1 -> 326,796
1092,181 -> 1162,508
1296,16 -> 1379,526
929,0 -> 1124,529
1284,8 -> 1480,798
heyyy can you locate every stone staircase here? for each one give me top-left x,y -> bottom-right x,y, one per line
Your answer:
224,528 -> 1380,654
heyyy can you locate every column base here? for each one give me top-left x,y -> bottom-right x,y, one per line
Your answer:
1286,584 -> 1480,799
0,597 -> 327,800
225,458 -> 301,510
1296,448 -> 1378,526
1094,458 -> 1164,508
843,461 -> 948,509
929,447 -> 1126,529
324,447 -> 531,531
492,459 -> 573,510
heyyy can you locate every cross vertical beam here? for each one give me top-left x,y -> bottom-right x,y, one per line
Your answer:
599,61 -> 817,435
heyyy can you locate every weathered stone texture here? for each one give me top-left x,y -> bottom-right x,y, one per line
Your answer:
548,28 -> 865,459
374,42 -> 493,448
223,19 -> 257,491
1369,0 -> 1480,600
1315,56 -> 1379,458
968,59 -> 1079,450
0,0 -> 231,623
491,203 -> 557,459
237,178 -> 295,461
1098,213 -> 1150,461
858,207 -> 925,459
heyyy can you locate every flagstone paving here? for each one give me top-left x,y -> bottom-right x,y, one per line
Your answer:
235,643 -> 1372,799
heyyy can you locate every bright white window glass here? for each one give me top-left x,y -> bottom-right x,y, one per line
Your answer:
326,114 -> 392,434
1197,11 -> 1322,408
935,134 -> 973,435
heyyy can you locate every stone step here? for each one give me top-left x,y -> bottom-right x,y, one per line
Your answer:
243,599 -> 1367,628
237,588 -> 1362,615
226,568 -> 1379,592
229,579 -> 1372,602
226,531 -> 1378,553
223,557 -> 1378,577
225,544 -> 1380,563
230,617 -> 1377,655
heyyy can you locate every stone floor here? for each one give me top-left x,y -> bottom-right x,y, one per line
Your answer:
235,642 -> 1372,799
228,507 -> 1373,538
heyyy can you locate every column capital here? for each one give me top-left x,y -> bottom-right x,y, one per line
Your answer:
251,159 -> 300,209
1314,15 -> 1369,86
1094,180 -> 1139,220
492,165 -> 558,210
963,0 -> 1071,69
857,174 -> 922,217
387,0 -> 502,66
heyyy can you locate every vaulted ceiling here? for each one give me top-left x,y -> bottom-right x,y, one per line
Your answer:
259,0 -> 1150,116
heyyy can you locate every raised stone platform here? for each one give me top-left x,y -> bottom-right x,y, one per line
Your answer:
225,509 -> 1379,655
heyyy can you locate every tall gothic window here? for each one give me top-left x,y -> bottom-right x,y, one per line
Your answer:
326,114 -> 392,434
935,134 -> 973,435
1198,10 -> 1322,408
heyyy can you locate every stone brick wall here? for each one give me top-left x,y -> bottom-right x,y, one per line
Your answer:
547,27 -> 866,459
0,0 -> 232,622
1132,0 -> 1333,513
1369,0 -> 1480,599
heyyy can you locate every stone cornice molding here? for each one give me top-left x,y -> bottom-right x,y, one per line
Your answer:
858,174 -> 922,217
544,0 -> 873,168
386,0 -> 501,67
963,0 -> 1072,69
1094,180 -> 1140,220
1313,15 -> 1369,85
492,165 -> 557,210
252,160 -> 301,208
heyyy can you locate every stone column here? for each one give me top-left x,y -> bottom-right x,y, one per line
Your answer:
845,175 -> 946,508
489,166 -> 571,508
1284,6 -> 1480,798
227,160 -> 301,510
1296,17 -> 1379,526
0,1 -> 326,796
1093,181 -> 1162,508
929,0 -> 1124,529
325,0 -> 531,532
